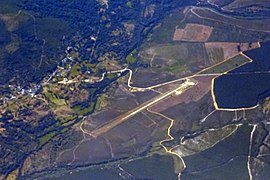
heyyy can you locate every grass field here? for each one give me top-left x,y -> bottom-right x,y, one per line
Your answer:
199,54 -> 250,74
206,47 -> 224,64
139,43 -> 208,75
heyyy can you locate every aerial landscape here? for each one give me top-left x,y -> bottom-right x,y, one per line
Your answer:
1,0 -> 270,179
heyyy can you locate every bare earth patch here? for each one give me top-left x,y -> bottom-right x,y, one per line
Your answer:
205,42 -> 260,60
173,23 -> 213,42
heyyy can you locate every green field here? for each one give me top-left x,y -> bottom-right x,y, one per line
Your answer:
199,54 -> 250,74
207,47 -> 224,64
39,131 -> 56,146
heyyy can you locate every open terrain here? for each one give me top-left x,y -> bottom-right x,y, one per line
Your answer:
1,1 -> 270,179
